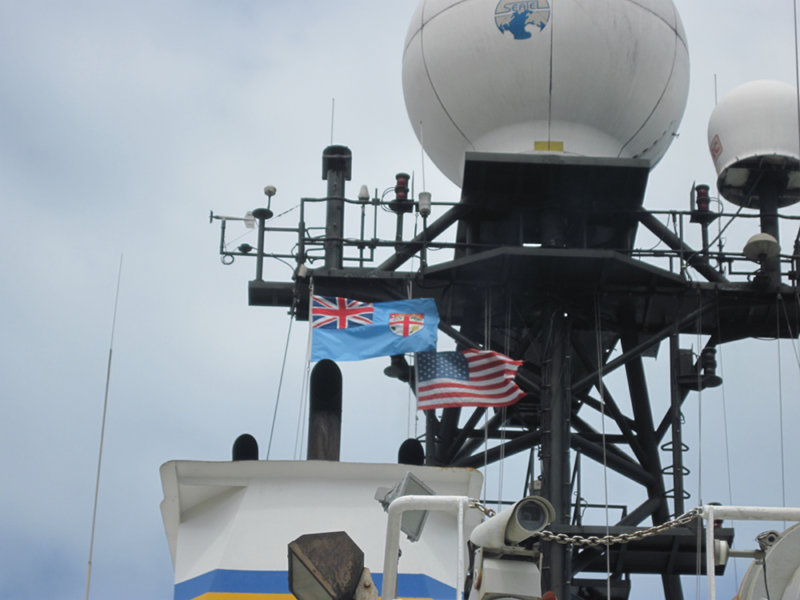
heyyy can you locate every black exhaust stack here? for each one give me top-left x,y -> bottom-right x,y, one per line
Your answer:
308,359 -> 342,461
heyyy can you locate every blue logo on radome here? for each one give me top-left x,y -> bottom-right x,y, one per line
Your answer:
495,0 -> 550,39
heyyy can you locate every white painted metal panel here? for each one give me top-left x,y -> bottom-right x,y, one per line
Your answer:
161,460 -> 483,592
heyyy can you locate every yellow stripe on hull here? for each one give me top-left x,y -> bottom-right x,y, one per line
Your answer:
193,594 -> 294,600
192,594 -> 433,600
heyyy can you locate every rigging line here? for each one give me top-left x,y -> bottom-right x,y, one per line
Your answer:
496,292 -> 512,510
85,254 -> 123,600
776,297 -> 788,522
593,295 -> 612,600
482,409 -> 489,504
408,367 -> 413,441
779,295 -> 800,368
483,289 -> 492,506
295,281 -> 315,460
715,306 -> 740,587
696,294 -> 704,598
696,294 -> 703,509
420,120 -> 426,191
413,353 -> 421,439
266,303 -> 296,459
406,279 -> 414,440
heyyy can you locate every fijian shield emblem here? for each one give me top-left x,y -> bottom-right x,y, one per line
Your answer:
389,313 -> 425,337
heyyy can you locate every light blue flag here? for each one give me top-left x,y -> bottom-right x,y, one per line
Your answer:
311,296 -> 439,361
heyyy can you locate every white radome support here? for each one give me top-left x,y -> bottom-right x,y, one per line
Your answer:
708,80 -> 800,207
402,0 -> 690,186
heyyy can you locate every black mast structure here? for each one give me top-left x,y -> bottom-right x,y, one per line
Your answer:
213,145 -> 800,600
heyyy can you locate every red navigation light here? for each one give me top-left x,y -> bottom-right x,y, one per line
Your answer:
695,184 -> 710,212
395,173 -> 410,201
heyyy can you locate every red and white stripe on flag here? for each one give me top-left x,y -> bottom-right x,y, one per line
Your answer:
416,348 -> 526,410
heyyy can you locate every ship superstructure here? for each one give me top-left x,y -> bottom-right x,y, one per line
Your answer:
163,1 -> 800,599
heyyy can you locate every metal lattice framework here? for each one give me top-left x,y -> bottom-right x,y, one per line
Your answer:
216,147 -> 800,600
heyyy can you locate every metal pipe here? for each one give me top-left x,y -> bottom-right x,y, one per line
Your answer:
638,210 -> 728,283
574,306 -> 706,391
382,495 -> 471,600
254,209 -> 268,281
703,504 -> 800,600
322,146 -> 352,270
378,206 -> 464,271
298,200 -> 306,265
454,430 -> 542,468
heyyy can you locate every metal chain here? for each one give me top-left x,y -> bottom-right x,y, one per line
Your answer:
532,508 -> 702,548
466,502 -> 702,548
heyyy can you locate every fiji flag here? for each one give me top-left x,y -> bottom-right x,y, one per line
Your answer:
311,296 -> 439,361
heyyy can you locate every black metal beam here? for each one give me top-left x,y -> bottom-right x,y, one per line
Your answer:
570,435 -> 655,487
572,340 -> 648,465
655,336 -> 718,442
378,206 -> 465,271
573,306 -> 706,391
452,430 -> 542,468
622,338 -> 683,600
443,407 -> 486,464
540,312 -> 572,600
637,209 -> 728,284
450,411 -> 506,464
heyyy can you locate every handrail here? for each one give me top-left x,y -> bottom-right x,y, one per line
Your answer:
382,495 -> 472,600
703,504 -> 800,600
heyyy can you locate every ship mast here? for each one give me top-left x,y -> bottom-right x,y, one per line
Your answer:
211,4 -> 800,599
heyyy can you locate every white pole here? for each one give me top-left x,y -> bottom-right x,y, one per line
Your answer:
702,504 -> 800,600
705,506 -> 716,600
382,496 -> 472,600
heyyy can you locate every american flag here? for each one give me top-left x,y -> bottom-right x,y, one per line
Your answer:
415,349 -> 526,410
311,296 -> 374,329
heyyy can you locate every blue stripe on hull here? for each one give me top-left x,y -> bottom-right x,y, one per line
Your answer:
174,570 -> 456,600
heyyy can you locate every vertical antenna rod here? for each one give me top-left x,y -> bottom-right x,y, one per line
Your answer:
84,254 -> 123,600
330,97 -> 335,145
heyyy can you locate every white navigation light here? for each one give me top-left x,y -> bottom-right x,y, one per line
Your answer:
374,472 -> 435,542
402,0 -> 690,186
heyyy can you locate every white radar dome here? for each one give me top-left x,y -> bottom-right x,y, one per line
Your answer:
708,80 -> 800,208
402,0 -> 690,187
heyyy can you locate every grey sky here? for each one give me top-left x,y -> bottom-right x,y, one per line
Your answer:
1,1 -> 798,599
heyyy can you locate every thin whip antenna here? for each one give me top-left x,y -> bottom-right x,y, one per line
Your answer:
330,98 -> 335,145
267,307 -> 295,459
714,73 -> 718,105
419,120 -> 426,190
84,254 -> 123,600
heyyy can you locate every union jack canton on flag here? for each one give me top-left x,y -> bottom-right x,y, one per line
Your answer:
311,296 -> 439,362
312,297 -> 374,329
